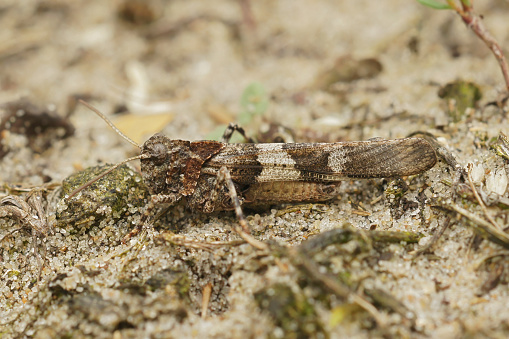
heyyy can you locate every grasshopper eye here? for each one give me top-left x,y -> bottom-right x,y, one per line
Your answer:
148,142 -> 168,165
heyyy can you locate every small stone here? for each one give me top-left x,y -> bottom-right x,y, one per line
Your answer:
469,162 -> 485,184
56,164 -> 149,232
485,168 -> 508,196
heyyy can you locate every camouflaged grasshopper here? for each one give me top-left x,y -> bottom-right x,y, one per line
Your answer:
67,100 -> 437,248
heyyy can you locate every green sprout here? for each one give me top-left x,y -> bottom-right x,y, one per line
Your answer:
239,82 -> 269,126
208,82 -> 269,142
417,0 -> 455,10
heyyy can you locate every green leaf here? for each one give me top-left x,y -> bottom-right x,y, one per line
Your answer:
239,82 -> 269,125
205,125 -> 226,141
416,0 -> 453,9
461,0 -> 471,7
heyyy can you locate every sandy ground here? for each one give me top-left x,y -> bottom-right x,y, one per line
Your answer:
1,0 -> 509,338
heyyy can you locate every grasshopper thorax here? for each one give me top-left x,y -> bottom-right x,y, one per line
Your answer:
141,134 -> 192,197
141,134 -> 226,200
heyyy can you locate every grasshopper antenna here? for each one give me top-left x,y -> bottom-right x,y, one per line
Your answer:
78,99 -> 141,149
66,100 -> 146,201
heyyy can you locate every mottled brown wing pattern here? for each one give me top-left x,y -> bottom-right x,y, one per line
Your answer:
202,138 -> 437,184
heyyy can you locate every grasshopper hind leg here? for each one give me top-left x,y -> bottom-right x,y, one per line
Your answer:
188,168 -> 267,250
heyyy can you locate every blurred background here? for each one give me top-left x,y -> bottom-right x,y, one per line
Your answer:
1,0 -> 507,143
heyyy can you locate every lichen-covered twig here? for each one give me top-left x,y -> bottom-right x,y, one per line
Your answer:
439,201 -> 509,250
0,187 -> 55,279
